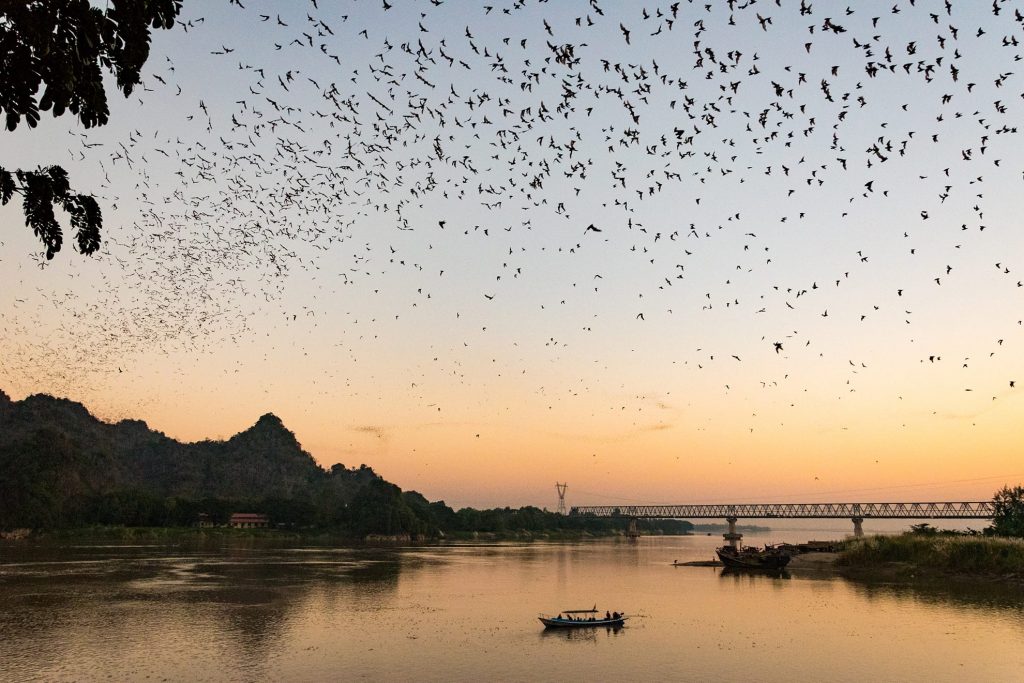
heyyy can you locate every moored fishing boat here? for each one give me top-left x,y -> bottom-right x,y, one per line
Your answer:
716,544 -> 791,570
538,607 -> 626,628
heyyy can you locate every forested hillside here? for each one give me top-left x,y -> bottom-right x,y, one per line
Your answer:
0,390 -> 386,530
0,391 -> 691,538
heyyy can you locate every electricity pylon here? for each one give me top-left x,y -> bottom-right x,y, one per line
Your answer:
555,482 -> 568,515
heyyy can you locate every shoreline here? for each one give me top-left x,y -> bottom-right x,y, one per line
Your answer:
0,525 -> 696,545
671,534 -> 1024,589
8,528 -> 1023,587
784,535 -> 1024,587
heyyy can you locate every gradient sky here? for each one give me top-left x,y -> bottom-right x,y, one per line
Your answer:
2,0 -> 1022,509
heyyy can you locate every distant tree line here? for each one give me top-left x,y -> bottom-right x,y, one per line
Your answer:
0,473 -> 692,539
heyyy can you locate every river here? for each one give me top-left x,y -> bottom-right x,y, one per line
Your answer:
1,529 -> 1022,682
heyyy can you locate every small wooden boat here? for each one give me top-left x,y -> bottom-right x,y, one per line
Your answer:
538,607 -> 626,628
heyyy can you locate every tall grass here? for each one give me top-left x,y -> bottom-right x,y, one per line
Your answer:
838,534 -> 1024,577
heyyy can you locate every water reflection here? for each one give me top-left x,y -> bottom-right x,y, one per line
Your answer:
844,575 -> 1024,612
538,625 -> 625,643
2,538 -> 1023,682
0,542 -> 410,681
719,567 -> 791,581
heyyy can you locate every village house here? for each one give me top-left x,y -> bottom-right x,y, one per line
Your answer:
229,513 -> 270,529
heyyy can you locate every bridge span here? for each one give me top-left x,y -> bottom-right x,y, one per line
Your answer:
569,502 -> 994,546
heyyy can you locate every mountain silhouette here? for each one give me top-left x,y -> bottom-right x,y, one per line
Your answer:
0,391 -> 382,526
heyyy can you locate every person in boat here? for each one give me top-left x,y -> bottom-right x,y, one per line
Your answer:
605,611 -> 611,620
612,612 -> 620,620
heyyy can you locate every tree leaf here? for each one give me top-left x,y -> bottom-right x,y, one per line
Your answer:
0,168 -> 15,205
18,169 -> 63,259
68,193 -> 102,255
0,0 -> 179,257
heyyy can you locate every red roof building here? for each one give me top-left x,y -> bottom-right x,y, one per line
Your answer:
229,513 -> 269,529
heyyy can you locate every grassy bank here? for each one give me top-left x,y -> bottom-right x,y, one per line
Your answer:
836,534 -> 1024,582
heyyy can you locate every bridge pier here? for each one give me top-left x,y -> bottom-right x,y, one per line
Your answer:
851,517 -> 864,537
723,516 -> 742,549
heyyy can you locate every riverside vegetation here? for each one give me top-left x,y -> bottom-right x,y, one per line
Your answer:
0,391 -> 690,540
836,532 -> 1024,583
834,495 -> 1024,584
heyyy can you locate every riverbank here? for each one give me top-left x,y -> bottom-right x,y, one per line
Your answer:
834,534 -> 1024,584
787,550 -> 840,572
681,533 -> 1024,585
1,525 -> 695,545
10,525 -> 346,544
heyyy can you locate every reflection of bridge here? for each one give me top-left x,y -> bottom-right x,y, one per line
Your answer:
570,502 -> 995,547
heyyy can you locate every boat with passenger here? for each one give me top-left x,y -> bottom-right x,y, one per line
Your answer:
538,607 -> 626,628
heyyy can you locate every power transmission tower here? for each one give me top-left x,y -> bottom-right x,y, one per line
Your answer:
555,482 -> 568,515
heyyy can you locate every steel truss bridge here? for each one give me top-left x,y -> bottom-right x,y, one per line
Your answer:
570,502 -> 994,519
570,502 -> 994,540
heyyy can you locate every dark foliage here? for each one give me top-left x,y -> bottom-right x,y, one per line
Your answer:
0,0 -> 181,257
989,485 -> 1024,538
0,166 -> 101,258
448,505 -> 691,536
346,479 -> 430,537
0,0 -> 181,130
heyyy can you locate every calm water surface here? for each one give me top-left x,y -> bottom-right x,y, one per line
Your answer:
2,531 -> 1023,682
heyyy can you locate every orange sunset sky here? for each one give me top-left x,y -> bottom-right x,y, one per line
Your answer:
2,1 -> 1022,509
